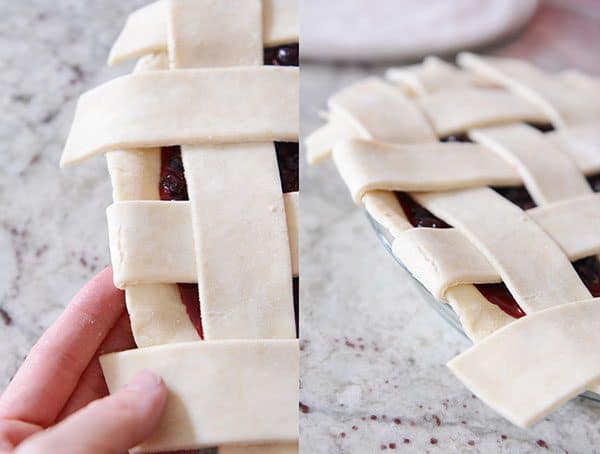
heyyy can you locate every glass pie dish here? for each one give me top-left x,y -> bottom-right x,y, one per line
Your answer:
366,210 -> 600,403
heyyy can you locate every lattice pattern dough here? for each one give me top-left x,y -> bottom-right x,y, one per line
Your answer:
61,1 -> 299,452
308,54 -> 600,427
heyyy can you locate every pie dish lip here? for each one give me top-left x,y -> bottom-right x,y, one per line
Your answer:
366,209 -> 600,403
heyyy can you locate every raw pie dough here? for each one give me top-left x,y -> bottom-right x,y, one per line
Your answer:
109,0 -> 299,65
448,299 -> 600,428
100,340 -> 299,451
61,67 -> 299,166
308,53 -> 600,425
60,0 -> 300,452
107,195 -> 299,288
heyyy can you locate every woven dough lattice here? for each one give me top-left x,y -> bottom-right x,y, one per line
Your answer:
308,54 -> 600,428
61,1 -> 299,452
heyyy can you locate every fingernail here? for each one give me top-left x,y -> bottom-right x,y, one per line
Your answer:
127,370 -> 163,391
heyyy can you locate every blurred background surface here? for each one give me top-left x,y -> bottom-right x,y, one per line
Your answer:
302,0 -> 539,62
301,1 -> 600,453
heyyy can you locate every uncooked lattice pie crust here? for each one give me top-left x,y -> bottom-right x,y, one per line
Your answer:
308,53 -> 600,428
61,1 -> 300,452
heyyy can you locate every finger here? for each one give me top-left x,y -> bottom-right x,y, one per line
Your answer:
15,371 -> 167,454
57,312 -> 136,420
0,267 -> 125,427
0,420 -> 42,451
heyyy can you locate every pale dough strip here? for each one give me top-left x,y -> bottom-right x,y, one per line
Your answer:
385,56 -> 490,97
104,52 -> 167,203
284,192 -> 299,277
166,0 -> 263,69
448,298 -> 600,428
100,340 -> 300,452
416,187 -> 591,313
182,144 -> 295,340
548,121 -> 600,174
445,285 -> 514,343
103,47 -> 197,349
107,194 -> 299,288
528,193 -> 600,261
332,139 -> 520,204
309,118 -> 600,176
458,52 -> 600,128
392,228 -> 501,299
470,123 -> 591,205
106,149 -> 161,202
328,77 -> 436,144
107,201 -> 197,287
109,0 -> 299,66
305,119 -> 363,165
125,284 -> 199,347
61,67 -> 299,166
167,4 -> 297,452
416,88 -> 548,137
362,191 -> 412,239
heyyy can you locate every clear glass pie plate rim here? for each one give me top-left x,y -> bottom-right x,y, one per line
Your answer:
366,210 -> 600,403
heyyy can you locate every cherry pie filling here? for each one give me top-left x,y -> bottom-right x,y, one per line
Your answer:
158,44 -> 299,338
263,43 -> 299,67
395,170 -> 600,319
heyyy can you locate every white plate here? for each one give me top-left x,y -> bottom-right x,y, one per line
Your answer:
302,0 -> 539,62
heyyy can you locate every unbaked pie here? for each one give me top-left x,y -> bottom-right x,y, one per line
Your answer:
307,54 -> 600,428
60,0 -> 299,452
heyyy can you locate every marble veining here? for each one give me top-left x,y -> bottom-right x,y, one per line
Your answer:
0,0 -> 148,387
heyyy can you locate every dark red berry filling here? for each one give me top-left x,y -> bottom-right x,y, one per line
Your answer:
527,123 -> 555,133
475,283 -> 526,319
588,173 -> 600,192
491,186 -> 537,211
440,133 -> 471,143
573,256 -> 600,297
395,193 -> 450,229
276,142 -> 299,193
160,146 -> 189,201
264,43 -> 299,67
293,277 -> 299,337
178,283 -> 204,339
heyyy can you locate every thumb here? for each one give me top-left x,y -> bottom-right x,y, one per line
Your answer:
16,371 -> 167,454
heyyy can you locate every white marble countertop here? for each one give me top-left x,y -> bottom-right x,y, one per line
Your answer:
300,2 -> 600,453
0,0 -> 149,387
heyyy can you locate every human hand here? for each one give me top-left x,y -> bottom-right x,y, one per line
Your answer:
0,267 -> 167,453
